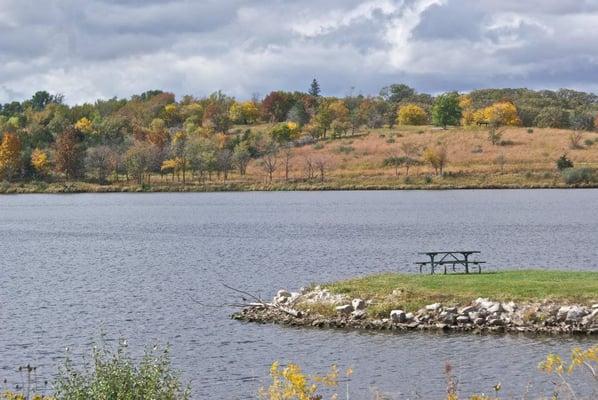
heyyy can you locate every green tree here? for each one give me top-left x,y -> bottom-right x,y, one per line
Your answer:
431,92 -> 462,128
309,78 -> 321,97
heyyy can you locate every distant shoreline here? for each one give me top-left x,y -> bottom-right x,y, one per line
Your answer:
2,180 -> 598,194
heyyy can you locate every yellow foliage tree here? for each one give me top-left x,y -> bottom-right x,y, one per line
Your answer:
0,132 -> 21,180
230,101 -> 260,125
397,104 -> 428,125
31,148 -> 49,176
482,101 -> 521,126
422,145 -> 448,175
75,117 -> 94,134
459,95 -> 475,126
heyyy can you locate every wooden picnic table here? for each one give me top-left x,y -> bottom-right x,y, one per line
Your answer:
415,251 -> 486,274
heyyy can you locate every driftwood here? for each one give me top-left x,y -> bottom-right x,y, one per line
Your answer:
190,283 -> 303,318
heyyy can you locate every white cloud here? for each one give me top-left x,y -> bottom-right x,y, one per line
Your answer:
0,0 -> 597,103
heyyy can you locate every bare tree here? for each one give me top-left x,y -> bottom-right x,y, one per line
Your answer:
569,131 -> 583,149
303,156 -> 315,180
281,145 -> 293,181
260,149 -> 278,183
400,141 -> 421,159
217,148 -> 234,181
495,154 -> 507,173
313,157 -> 329,183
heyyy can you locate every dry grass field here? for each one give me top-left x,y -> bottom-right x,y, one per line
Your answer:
3,124 -> 598,193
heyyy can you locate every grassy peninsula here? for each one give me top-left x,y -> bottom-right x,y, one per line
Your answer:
325,270 -> 598,316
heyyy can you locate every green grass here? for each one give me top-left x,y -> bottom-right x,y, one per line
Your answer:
324,270 -> 598,317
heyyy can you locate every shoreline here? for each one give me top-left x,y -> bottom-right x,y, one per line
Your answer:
233,294 -> 598,336
1,181 -> 598,194
232,271 -> 598,336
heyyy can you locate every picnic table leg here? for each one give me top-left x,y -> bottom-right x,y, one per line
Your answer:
430,255 -> 435,275
464,254 -> 470,274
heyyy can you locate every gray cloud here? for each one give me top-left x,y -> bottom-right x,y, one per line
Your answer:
0,0 -> 596,104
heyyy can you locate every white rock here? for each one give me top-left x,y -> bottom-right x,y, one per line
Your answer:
335,305 -> 353,315
352,298 -> 366,310
566,306 -> 586,322
351,310 -> 366,319
277,289 -> 291,298
405,312 -> 415,321
592,304 -> 598,309
456,315 -> 470,323
459,306 -> 475,314
425,303 -> 442,312
502,302 -> 517,313
487,303 -> 503,314
390,310 -> 407,323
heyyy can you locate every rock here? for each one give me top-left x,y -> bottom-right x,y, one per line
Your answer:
557,306 -> 571,321
502,301 -> 517,313
435,323 -> 448,330
351,310 -> 366,320
468,311 -> 479,320
474,317 -> 486,325
459,306 -> 476,314
487,303 -> 503,314
277,289 -> 291,298
426,303 -> 442,312
352,298 -> 366,310
444,306 -> 458,313
405,312 -> 415,322
299,287 -> 309,295
592,304 -> 598,309
487,318 -> 504,326
335,305 -> 353,315
474,298 -> 495,310
390,310 -> 407,323
456,315 -> 470,323
566,306 -> 587,322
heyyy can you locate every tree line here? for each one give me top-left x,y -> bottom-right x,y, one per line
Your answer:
0,82 -> 596,184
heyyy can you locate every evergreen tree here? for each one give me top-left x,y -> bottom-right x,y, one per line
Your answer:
309,78 -> 321,97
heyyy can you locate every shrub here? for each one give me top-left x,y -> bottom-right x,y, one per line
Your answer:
54,340 -> 190,400
556,154 -> 574,171
424,175 -> 433,184
561,167 -> 594,185
312,142 -> 324,150
527,128 -> 534,134
534,107 -> 570,128
335,145 -> 354,154
584,138 -> 594,147
386,138 -> 395,144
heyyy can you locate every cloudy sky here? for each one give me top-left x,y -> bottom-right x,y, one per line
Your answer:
1,0 -> 597,104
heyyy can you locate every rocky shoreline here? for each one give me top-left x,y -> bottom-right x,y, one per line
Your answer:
232,287 -> 598,335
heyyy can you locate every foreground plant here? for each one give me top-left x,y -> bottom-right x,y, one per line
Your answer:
53,340 -> 190,400
259,361 -> 348,400
540,345 -> 598,399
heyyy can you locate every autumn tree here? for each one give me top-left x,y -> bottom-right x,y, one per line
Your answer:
233,141 -> 251,176
397,104 -> 428,125
86,145 -> 118,183
0,132 -> 22,181
31,148 -> 49,177
422,145 -> 448,175
271,122 -> 301,144
261,91 -> 295,122
432,92 -> 461,128
125,141 -> 160,184
55,127 -> 85,180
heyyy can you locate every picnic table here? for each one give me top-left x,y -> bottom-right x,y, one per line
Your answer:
415,251 -> 486,274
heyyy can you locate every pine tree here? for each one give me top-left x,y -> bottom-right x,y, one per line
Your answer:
309,78 -> 321,97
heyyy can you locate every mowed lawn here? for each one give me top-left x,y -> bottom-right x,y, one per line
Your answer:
325,270 -> 598,314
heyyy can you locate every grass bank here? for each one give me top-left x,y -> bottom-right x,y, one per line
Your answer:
325,270 -> 598,316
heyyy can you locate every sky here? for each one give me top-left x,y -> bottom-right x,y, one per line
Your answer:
1,0 -> 597,104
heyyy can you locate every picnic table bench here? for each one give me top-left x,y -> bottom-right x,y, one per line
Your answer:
415,251 -> 486,274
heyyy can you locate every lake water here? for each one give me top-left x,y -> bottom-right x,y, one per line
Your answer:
1,190 -> 597,399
